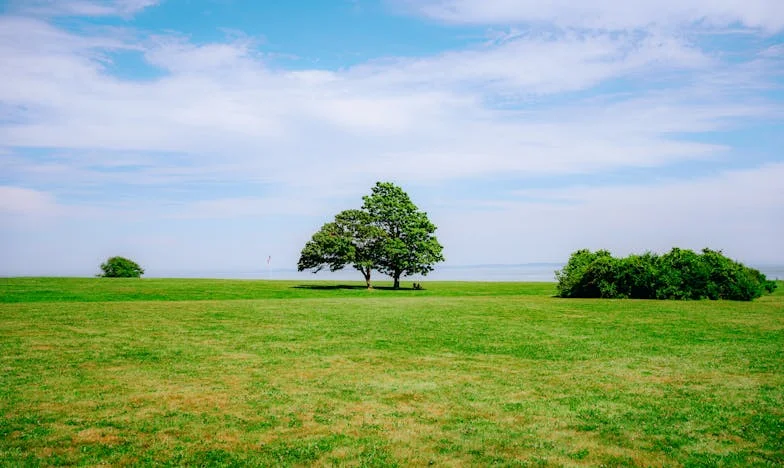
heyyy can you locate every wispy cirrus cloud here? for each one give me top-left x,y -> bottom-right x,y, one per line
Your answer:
0,186 -> 59,215
438,163 -> 784,265
399,0 -> 784,32
347,31 -> 712,94
8,0 -> 160,17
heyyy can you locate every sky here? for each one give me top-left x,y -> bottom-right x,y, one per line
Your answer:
0,0 -> 783,278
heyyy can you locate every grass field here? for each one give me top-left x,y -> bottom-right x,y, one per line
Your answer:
1,278 -> 782,466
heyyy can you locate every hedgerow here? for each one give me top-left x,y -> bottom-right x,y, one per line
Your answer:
556,248 -> 776,301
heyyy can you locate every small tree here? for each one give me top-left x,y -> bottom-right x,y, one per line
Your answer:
99,256 -> 144,278
362,182 -> 444,289
298,209 -> 384,288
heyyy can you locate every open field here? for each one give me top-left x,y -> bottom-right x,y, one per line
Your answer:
0,278 -> 555,303
1,279 -> 783,466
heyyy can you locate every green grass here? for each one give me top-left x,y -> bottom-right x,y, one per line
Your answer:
1,279 -> 782,466
0,277 -> 555,303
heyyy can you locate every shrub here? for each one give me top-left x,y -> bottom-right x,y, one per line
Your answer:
556,248 -> 776,301
655,248 -> 708,300
615,252 -> 659,299
555,249 -> 607,298
99,256 -> 144,278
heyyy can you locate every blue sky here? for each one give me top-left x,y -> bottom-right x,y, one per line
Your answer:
1,0 -> 783,277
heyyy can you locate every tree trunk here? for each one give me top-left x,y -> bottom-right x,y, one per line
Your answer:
364,268 -> 372,289
393,274 -> 400,289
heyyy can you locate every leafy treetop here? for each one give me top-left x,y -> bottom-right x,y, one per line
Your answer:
362,182 -> 444,289
297,209 -> 383,288
100,256 -> 144,278
298,182 -> 444,289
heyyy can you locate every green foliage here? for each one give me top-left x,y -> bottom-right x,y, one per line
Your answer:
299,182 -> 444,288
362,182 -> 444,288
297,210 -> 383,287
99,256 -> 144,278
556,248 -> 776,301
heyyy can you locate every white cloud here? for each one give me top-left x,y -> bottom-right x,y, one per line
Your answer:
0,186 -> 59,215
438,163 -> 784,265
402,0 -> 784,32
349,31 -> 712,94
759,43 -> 784,58
12,0 -> 160,17
143,37 -> 261,73
0,16 -> 773,194
176,196 -> 327,219
0,185 -> 110,222
513,163 -> 784,205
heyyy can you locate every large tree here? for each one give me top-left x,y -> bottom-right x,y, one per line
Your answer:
362,182 -> 444,289
297,209 -> 383,288
298,182 -> 444,289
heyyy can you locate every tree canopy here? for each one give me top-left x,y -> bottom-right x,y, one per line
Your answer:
297,209 -> 383,288
99,256 -> 144,278
362,182 -> 444,289
298,182 -> 444,288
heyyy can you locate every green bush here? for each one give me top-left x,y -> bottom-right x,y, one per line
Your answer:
99,256 -> 144,278
556,248 -> 776,301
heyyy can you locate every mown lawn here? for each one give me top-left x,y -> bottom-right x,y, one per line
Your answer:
1,279 -> 782,466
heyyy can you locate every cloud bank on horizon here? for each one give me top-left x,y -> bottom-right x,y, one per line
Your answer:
1,0 -> 782,276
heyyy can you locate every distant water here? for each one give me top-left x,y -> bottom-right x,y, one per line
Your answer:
148,264 -> 784,282
758,266 -> 784,281
148,264 -> 561,282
